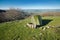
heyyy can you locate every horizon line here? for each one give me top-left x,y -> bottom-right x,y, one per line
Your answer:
0,8 -> 60,10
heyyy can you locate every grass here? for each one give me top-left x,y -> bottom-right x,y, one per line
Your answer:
0,16 -> 60,40
42,16 -> 60,26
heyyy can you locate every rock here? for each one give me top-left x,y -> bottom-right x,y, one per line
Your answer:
46,26 -> 50,28
39,33 -> 42,36
26,23 -> 36,28
43,27 -> 46,30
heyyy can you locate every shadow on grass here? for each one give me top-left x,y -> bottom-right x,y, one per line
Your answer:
36,19 -> 53,28
42,19 -> 52,26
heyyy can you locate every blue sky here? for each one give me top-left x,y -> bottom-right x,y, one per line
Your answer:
0,0 -> 60,9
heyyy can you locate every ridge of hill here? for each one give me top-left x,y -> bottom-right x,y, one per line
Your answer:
0,15 -> 60,40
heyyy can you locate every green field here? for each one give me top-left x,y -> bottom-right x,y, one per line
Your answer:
0,16 -> 60,40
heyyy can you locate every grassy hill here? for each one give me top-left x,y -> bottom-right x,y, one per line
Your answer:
0,16 -> 60,40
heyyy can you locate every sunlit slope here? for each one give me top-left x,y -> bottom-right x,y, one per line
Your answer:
0,16 -> 41,40
27,15 -> 42,25
0,16 -> 60,40
0,18 -> 33,40
34,15 -> 40,25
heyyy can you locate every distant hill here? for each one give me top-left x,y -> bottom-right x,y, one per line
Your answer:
0,9 -> 30,23
41,12 -> 60,16
23,9 -> 60,13
0,9 -> 6,13
23,9 -> 60,16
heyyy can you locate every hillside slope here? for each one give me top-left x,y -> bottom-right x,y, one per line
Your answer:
0,16 -> 60,40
